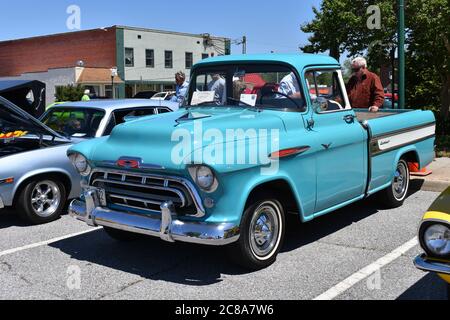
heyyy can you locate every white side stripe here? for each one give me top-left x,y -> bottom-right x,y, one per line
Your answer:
0,228 -> 100,258
378,126 -> 435,151
314,237 -> 418,300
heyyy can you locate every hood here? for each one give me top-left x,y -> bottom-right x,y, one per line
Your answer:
82,107 -> 286,171
0,96 -> 67,141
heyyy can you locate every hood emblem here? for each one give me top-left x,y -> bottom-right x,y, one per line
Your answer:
117,157 -> 141,169
108,157 -> 165,170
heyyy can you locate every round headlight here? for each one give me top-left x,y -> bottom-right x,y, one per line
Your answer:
423,224 -> 450,257
70,153 -> 91,177
196,166 -> 215,190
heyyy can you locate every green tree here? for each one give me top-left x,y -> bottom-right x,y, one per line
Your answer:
405,0 -> 450,125
301,0 -> 450,127
55,84 -> 85,102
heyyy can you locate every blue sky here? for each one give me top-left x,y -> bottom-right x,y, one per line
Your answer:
0,0 -> 322,54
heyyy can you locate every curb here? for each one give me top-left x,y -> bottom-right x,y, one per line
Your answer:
411,177 -> 450,193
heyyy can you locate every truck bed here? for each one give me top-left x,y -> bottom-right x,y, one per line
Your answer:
355,110 -> 401,122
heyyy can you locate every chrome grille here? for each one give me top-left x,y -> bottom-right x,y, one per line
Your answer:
89,169 -> 204,217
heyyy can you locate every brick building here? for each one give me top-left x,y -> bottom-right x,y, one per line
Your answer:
0,26 -> 230,104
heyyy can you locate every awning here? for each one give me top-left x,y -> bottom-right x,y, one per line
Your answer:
77,68 -> 124,84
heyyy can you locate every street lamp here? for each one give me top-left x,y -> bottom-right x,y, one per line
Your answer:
110,67 -> 118,99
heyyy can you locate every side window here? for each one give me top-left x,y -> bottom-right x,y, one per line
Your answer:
192,72 -> 227,105
305,70 -> 346,113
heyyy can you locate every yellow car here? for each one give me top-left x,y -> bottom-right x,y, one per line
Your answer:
414,187 -> 450,298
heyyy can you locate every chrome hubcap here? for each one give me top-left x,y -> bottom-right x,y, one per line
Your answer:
249,202 -> 281,259
31,181 -> 61,217
393,162 -> 408,200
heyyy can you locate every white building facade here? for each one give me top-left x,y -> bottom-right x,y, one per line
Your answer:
118,26 -> 230,97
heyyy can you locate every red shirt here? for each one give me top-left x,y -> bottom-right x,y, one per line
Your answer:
346,70 -> 385,109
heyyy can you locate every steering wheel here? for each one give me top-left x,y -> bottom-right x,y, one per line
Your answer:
258,89 -> 301,109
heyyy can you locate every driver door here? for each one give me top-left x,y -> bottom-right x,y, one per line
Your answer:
305,69 -> 367,214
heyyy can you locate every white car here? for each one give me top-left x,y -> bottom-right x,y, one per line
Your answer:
151,91 -> 176,101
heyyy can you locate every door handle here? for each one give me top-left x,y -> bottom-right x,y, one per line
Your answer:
343,114 -> 356,124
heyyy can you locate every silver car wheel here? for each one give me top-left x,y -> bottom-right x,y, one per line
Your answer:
393,161 -> 409,201
249,201 -> 281,260
31,181 -> 61,218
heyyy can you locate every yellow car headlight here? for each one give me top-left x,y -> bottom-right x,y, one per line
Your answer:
420,222 -> 450,259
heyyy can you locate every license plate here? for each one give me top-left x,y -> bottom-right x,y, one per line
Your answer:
98,188 -> 107,207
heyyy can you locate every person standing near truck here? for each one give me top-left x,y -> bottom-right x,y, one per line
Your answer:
171,71 -> 189,105
346,57 -> 384,112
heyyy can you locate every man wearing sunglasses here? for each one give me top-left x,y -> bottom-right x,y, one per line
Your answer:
346,57 -> 385,112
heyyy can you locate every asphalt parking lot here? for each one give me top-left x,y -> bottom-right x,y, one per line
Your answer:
0,180 -> 447,300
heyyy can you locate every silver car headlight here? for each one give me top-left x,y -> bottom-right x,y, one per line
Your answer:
422,223 -> 450,258
69,153 -> 92,177
189,165 -> 218,192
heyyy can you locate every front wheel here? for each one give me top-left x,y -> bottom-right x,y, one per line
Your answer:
228,198 -> 285,270
16,178 -> 66,225
379,159 -> 410,208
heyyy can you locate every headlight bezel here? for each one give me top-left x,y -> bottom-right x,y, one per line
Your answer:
419,220 -> 450,259
69,152 -> 92,177
188,165 -> 218,193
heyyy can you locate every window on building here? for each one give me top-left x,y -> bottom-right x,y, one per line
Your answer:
146,49 -> 154,68
165,50 -> 173,69
125,48 -> 134,67
185,52 -> 193,69
202,53 -> 209,60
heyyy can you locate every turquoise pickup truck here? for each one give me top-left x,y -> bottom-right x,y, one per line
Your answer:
68,54 -> 436,270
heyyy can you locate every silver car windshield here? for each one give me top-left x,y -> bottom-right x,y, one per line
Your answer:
41,108 -> 105,138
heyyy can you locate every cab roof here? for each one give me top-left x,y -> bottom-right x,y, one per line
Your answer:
194,53 -> 340,71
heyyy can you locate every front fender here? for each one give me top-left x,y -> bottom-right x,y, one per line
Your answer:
12,167 -> 81,202
204,165 -> 309,225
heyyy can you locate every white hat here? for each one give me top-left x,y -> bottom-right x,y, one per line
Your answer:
84,89 -> 90,95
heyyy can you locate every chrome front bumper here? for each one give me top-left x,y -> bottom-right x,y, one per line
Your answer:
414,254 -> 450,275
69,188 -> 240,246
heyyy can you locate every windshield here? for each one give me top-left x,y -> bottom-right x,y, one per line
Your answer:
41,108 -> 105,138
186,64 -> 305,110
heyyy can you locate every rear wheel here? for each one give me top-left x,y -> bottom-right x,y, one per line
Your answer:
103,227 -> 141,242
379,159 -> 410,208
228,197 -> 285,270
16,178 -> 66,225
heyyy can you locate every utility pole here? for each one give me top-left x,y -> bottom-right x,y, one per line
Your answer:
391,47 -> 396,109
398,0 -> 405,109
234,36 -> 247,54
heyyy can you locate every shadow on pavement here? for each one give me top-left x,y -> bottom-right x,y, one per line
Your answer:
50,228 -> 244,286
49,194 -> 400,286
397,273 -> 448,300
0,209 -> 29,229
0,203 -> 70,229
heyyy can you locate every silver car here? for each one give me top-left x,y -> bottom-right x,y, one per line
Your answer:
0,97 -> 178,224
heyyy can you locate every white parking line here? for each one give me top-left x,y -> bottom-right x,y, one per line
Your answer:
314,237 -> 419,300
0,228 -> 100,258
